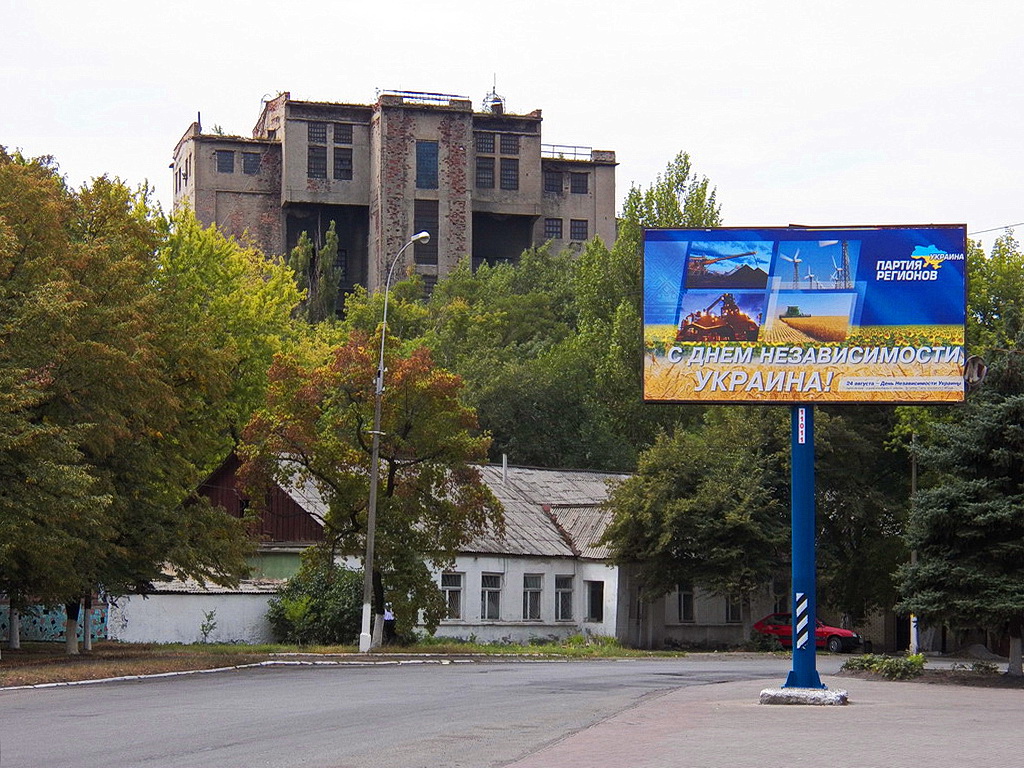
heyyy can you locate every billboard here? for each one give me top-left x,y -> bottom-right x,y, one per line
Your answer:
643,225 -> 967,404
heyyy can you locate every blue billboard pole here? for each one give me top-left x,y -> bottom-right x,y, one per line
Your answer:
785,405 -> 824,689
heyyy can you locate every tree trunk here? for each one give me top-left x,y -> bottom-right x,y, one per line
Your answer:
371,569 -> 385,649
9,606 -> 20,650
65,599 -> 81,656
82,594 -> 93,652
1008,616 -> 1023,677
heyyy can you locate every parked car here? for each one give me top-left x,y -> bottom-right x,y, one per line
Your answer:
752,612 -> 861,653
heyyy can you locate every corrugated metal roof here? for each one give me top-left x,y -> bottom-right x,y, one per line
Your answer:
464,465 -> 627,559
550,505 -> 615,560
269,461 -> 627,561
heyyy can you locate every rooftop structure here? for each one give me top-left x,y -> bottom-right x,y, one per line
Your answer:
171,89 -> 617,297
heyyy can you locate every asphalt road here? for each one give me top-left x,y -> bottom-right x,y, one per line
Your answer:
0,655 -> 845,768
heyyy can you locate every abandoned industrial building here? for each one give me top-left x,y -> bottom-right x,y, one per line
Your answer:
171,89 -> 617,294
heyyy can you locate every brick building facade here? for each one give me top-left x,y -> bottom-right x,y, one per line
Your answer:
171,89 -> 617,294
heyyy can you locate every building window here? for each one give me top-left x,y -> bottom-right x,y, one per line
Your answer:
570,173 -> 589,194
416,140 -> 439,190
308,122 -> 328,144
475,157 -> 494,189
334,248 -> 348,284
677,584 -> 695,623
334,123 -> 353,144
442,573 -> 463,620
544,218 -> 563,240
333,147 -> 353,180
544,170 -> 562,194
500,158 -> 519,191
499,133 -> 520,155
476,132 -> 495,154
307,146 -> 327,179
585,580 -> 604,622
523,574 -> 542,621
413,200 -> 439,265
555,575 -> 573,621
726,596 -> 743,624
570,219 -> 589,241
242,152 -> 261,175
773,577 -> 789,614
215,150 -> 234,174
481,573 -> 502,620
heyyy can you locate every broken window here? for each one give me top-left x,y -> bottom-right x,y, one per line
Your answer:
475,132 -> 495,154
499,133 -> 519,155
307,122 -> 328,144
333,123 -> 353,144
215,150 -> 234,173
500,158 -> 519,191
544,170 -> 563,194
570,172 -> 589,194
475,157 -> 494,189
242,152 -> 261,175
307,146 -> 327,179
333,147 -> 353,180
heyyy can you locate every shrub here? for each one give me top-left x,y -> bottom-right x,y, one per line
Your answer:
267,554 -> 362,645
841,653 -> 926,680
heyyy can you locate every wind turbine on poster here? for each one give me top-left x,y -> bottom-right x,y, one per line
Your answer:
780,249 -> 802,287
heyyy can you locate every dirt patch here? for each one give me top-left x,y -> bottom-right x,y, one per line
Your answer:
837,668 -> 1024,689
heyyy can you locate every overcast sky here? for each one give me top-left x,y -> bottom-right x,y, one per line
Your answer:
4,0 -> 1021,252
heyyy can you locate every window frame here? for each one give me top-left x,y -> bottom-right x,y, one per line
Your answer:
307,121 -> 328,144
584,580 -> 604,623
475,132 -> 495,154
241,152 -> 260,175
307,145 -> 328,179
569,219 -> 589,241
544,218 -> 563,240
499,158 -> 519,191
333,123 -> 353,144
475,156 -> 495,189
481,573 -> 502,621
333,147 -> 353,180
215,150 -> 234,174
441,572 -> 463,620
555,575 -> 574,622
725,596 -> 743,624
544,170 -> 563,194
416,140 -> 439,190
677,583 -> 695,623
522,574 -> 543,621
499,133 -> 520,155
570,172 -> 589,194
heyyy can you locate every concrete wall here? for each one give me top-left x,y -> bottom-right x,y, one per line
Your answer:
106,593 -> 276,645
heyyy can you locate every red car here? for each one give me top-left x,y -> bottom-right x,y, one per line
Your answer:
753,612 -> 861,653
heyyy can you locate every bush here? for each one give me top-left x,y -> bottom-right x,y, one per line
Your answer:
267,555 -> 362,645
841,653 -> 926,680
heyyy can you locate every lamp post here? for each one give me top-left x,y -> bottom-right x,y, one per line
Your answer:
359,230 -> 431,653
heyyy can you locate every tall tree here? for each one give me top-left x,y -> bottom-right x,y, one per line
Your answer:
288,223 -> 344,323
239,334 -> 503,636
897,330 -> 1024,676
603,407 -> 790,635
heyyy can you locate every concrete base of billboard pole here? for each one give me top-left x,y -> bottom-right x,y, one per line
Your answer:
783,404 -> 825,690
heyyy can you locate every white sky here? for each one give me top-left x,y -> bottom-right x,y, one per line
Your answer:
4,0 -> 1021,253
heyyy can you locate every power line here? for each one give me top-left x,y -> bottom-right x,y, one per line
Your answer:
968,222 -> 1024,235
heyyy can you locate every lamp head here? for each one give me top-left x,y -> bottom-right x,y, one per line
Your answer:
412,230 -> 430,244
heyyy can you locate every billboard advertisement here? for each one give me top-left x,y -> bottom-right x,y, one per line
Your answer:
643,225 -> 967,404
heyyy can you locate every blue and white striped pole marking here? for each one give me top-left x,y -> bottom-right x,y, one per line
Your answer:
794,592 -> 810,650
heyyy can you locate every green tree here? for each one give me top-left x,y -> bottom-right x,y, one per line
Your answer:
288,223 -> 344,323
602,408 -> 790,636
266,549 -> 363,645
239,334 -> 504,636
897,338 -> 1024,676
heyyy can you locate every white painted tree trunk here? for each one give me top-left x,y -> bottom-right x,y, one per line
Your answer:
371,612 -> 384,648
65,618 -> 79,655
1008,634 -> 1022,677
9,607 -> 20,650
82,600 -> 93,652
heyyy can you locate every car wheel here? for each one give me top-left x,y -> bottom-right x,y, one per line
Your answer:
827,636 -> 843,653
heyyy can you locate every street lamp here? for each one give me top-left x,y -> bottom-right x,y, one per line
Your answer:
359,230 -> 431,653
